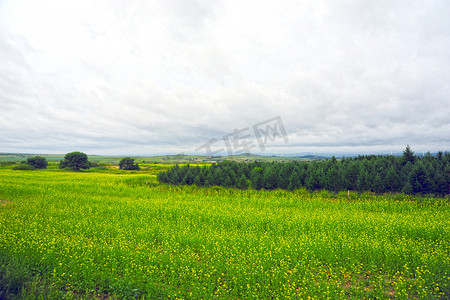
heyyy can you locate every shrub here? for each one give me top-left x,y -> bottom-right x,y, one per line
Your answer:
26,156 -> 48,169
119,157 -> 140,170
13,164 -> 35,170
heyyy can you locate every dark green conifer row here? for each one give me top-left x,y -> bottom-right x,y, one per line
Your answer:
157,147 -> 450,195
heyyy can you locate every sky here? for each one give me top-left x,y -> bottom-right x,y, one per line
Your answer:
1,0 -> 449,156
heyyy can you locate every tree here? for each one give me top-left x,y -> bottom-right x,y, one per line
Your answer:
26,156 -> 48,169
356,168 -> 370,192
385,166 -> 401,192
409,162 -> 428,194
287,171 -> 300,191
343,161 -> 359,190
325,165 -> 340,192
263,165 -> 278,190
157,172 -> 169,183
305,167 -> 324,191
60,152 -> 90,171
371,174 -> 385,194
119,157 -> 140,170
205,171 -> 214,187
402,145 -> 415,165
213,168 -> 225,186
250,167 -> 263,190
237,174 -> 249,189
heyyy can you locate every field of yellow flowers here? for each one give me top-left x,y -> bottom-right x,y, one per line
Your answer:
0,167 -> 449,299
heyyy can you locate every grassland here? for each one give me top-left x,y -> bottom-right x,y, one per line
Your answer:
0,166 -> 449,299
0,152 -> 316,165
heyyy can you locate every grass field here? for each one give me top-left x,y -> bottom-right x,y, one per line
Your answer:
0,166 -> 449,299
0,153 -> 316,165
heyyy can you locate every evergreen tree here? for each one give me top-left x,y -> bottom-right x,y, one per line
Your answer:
325,165 -> 339,192
385,166 -> 401,192
356,168 -> 370,192
227,170 -> 237,187
157,172 -> 168,183
371,174 -> 385,194
305,167 -> 324,190
344,161 -> 359,190
205,171 -> 214,187
182,168 -> 195,185
250,167 -> 263,190
276,166 -> 290,190
237,174 -> 249,189
409,162 -> 427,194
213,168 -> 225,186
402,181 -> 413,194
434,170 -> 447,195
444,164 -> 450,195
402,145 -> 416,165
287,171 -> 300,191
263,165 -> 278,190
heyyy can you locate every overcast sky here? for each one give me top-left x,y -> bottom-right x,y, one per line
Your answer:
1,0 -> 449,156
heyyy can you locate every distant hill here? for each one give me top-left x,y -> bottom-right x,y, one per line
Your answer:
295,154 -> 329,160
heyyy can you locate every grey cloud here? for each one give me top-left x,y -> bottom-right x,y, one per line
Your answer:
0,0 -> 449,155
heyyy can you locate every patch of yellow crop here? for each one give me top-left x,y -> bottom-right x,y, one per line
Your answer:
0,168 -> 449,298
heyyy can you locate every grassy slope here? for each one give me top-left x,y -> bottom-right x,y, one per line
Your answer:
0,167 -> 449,299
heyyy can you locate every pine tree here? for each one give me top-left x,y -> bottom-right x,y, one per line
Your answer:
326,165 -> 339,192
157,172 -> 169,183
409,162 -> 427,193
356,168 -> 370,192
205,171 -> 214,187
223,175 -> 233,188
213,168 -> 224,186
344,161 -> 359,190
250,167 -> 263,190
385,166 -> 401,192
263,165 -> 278,190
276,166 -> 290,190
237,174 -> 249,189
305,167 -> 324,190
402,181 -> 413,194
402,145 -> 415,165
371,174 -> 385,194
182,168 -> 195,185
287,171 -> 300,191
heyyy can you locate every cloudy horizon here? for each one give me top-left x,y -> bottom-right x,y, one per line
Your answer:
1,0 -> 449,156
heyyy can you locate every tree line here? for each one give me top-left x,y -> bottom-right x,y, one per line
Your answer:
157,146 -> 450,196
12,152 -> 140,171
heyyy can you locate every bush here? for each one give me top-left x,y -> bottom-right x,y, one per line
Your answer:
26,156 -> 48,169
89,161 -> 99,168
13,164 -> 36,170
119,157 -> 140,170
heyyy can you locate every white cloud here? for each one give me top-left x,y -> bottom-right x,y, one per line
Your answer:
0,0 -> 449,155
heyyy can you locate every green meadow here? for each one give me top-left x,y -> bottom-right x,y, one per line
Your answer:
0,166 -> 449,299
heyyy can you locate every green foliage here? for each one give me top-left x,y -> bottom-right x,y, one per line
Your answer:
119,157 -> 140,170
60,151 -> 90,171
12,164 -> 36,170
402,145 -> 416,165
26,156 -> 48,169
158,146 -> 450,196
237,174 -> 249,189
